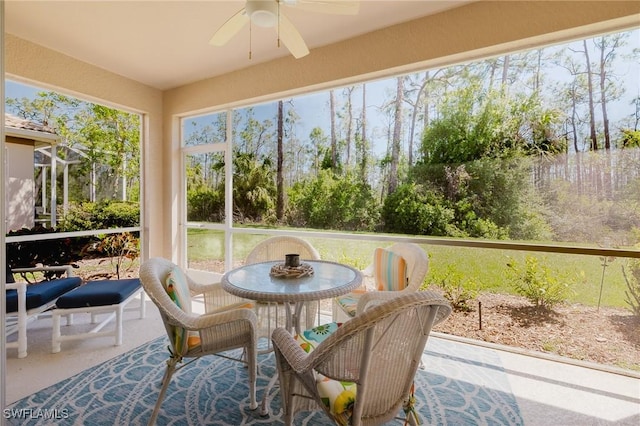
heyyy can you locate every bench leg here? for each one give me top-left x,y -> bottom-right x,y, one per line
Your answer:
52,313 -> 62,353
115,305 -> 124,346
17,311 -> 27,359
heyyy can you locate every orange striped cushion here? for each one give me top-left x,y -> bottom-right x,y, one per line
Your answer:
373,248 -> 408,291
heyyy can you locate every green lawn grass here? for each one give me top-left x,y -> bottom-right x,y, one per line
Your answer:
186,229 -> 633,310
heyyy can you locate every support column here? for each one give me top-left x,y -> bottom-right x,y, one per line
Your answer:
50,145 -> 57,227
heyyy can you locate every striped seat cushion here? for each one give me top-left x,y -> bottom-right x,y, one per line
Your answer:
333,287 -> 366,318
373,247 -> 408,291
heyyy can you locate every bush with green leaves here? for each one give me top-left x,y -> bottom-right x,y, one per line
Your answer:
411,157 -> 550,240
428,264 -> 479,312
6,225 -> 87,273
232,152 -> 276,222
381,183 -> 456,236
621,257 -> 640,317
287,170 -> 380,231
58,201 -> 139,231
187,188 -> 224,222
506,255 -> 571,309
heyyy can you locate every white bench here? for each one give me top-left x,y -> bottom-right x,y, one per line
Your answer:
51,278 -> 146,353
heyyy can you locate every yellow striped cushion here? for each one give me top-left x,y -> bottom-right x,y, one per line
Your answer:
373,248 -> 408,291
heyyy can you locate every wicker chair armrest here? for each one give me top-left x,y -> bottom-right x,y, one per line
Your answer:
356,287 -> 428,315
272,327 -> 312,373
183,274 -> 249,311
172,306 -> 257,331
201,284 -> 251,312
355,290 -> 400,315
185,273 -> 222,295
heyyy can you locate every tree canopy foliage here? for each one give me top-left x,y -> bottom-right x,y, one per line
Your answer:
6,92 -> 140,204
6,29 -> 640,246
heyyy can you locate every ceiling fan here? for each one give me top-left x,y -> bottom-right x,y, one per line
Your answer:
209,0 -> 359,59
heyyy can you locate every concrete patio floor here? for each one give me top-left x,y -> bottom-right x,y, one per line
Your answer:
5,296 -> 639,425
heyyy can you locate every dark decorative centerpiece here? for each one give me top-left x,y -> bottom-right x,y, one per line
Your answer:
270,254 -> 314,278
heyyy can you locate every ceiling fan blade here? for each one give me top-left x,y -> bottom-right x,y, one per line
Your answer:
209,8 -> 249,46
277,13 -> 310,58
283,0 -> 359,15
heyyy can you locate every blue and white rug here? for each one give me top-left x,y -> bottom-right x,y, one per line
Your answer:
7,336 -> 523,425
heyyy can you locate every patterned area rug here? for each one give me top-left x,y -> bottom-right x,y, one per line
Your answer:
7,336 -> 522,425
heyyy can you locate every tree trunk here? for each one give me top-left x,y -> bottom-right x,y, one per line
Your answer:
361,84 -> 368,183
598,39 -> 611,150
329,90 -> 337,170
388,76 -> 404,195
583,39 -> 598,151
501,55 -> 510,91
344,87 -> 354,168
276,100 -> 284,220
534,49 -> 542,93
408,72 -> 430,167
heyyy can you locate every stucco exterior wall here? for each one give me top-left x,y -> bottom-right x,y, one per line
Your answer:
5,142 -> 34,232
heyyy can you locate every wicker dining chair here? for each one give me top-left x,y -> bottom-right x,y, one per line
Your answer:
139,257 -> 258,425
332,243 -> 429,322
245,236 -> 321,352
272,291 -> 451,426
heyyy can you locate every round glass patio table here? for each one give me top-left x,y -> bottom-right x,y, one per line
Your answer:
222,259 -> 362,416
221,259 -> 362,334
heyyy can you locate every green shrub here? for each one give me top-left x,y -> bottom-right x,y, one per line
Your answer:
97,202 -> 139,227
187,188 -> 224,222
6,225 -> 87,274
381,183 -> 456,236
506,255 -> 572,309
288,170 -> 379,231
622,257 -> 640,317
429,265 -> 479,312
58,201 -> 140,231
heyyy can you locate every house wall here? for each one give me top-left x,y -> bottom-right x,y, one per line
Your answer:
4,1 -> 640,261
4,141 -> 34,232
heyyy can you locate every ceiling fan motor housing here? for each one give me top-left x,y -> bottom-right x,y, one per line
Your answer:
246,1 -> 279,28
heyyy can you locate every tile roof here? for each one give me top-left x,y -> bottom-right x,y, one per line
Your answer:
5,113 -> 56,135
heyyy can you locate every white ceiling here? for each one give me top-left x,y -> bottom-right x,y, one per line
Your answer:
5,1 -> 472,90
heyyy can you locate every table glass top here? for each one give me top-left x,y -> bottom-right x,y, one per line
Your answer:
221,260 -> 361,302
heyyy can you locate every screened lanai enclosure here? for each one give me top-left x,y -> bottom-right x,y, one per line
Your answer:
2,0 -> 640,420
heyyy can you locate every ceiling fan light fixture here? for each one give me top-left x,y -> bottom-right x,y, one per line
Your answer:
211,0 -> 357,58
246,1 -> 279,28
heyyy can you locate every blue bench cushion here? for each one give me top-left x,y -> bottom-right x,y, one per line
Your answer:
56,278 -> 141,309
6,277 -> 82,313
